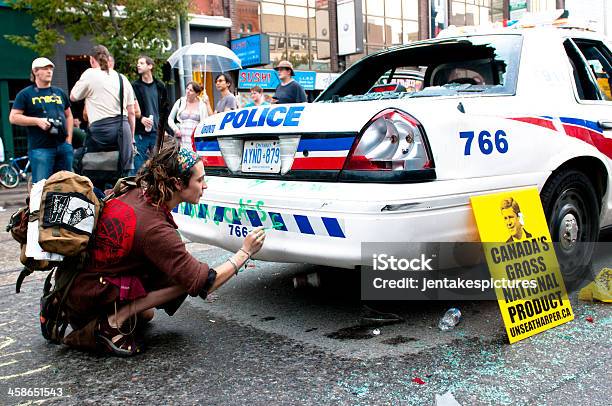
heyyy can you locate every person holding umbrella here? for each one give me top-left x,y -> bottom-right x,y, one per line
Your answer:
272,60 -> 307,104
166,40 -> 243,114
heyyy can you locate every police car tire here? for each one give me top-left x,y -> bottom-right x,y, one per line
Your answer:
540,169 -> 599,291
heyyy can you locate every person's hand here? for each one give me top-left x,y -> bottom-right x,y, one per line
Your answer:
175,129 -> 181,137
141,116 -> 153,128
37,118 -> 51,131
242,226 -> 266,256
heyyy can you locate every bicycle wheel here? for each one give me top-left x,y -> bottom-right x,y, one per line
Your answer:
0,164 -> 19,188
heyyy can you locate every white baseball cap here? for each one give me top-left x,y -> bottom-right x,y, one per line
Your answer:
31,57 -> 55,70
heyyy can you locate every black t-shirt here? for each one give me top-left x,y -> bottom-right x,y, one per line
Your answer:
12,85 -> 71,150
138,80 -> 159,132
273,80 -> 307,104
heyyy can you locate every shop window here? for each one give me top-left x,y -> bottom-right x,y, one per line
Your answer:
286,5 -> 309,36
530,0 -> 557,12
402,0 -> 418,19
366,0 -> 384,16
269,35 -> 287,67
314,40 -> 331,62
288,36 -> 310,70
450,0 -> 503,27
403,20 -> 419,43
366,15 -> 385,45
261,1 -> 285,35
385,18 -> 402,45
385,0 -> 401,16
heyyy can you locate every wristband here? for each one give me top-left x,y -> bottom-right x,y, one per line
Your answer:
227,257 -> 239,275
239,248 -> 251,260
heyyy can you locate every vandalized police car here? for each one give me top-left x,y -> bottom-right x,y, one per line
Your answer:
174,25 -> 612,271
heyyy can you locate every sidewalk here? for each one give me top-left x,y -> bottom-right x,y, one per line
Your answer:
0,183 -> 28,209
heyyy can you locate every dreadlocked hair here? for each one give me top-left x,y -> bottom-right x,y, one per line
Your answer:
135,139 -> 193,207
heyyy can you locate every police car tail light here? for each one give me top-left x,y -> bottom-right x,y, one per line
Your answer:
345,109 -> 432,171
217,138 -> 242,171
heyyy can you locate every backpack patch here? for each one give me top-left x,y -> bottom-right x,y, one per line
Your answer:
42,192 -> 96,236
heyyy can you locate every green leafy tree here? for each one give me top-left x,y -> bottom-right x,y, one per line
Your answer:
5,0 -> 190,79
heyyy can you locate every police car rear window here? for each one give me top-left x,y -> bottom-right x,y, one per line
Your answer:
318,35 -> 523,102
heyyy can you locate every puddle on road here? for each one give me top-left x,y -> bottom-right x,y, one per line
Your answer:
381,335 -> 418,345
326,325 -> 379,340
326,320 -> 404,340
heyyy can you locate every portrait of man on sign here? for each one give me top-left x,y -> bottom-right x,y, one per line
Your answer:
500,197 -> 532,243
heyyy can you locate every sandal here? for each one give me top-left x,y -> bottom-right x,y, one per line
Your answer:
95,316 -> 142,357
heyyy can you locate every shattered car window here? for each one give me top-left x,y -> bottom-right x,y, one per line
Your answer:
318,35 -> 523,102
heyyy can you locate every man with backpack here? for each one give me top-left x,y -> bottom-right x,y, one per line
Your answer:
9,57 -> 74,182
70,45 -> 136,191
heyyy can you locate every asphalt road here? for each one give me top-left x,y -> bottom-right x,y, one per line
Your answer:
0,209 -> 610,405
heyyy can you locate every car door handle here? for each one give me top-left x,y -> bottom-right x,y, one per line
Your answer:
598,120 -> 612,129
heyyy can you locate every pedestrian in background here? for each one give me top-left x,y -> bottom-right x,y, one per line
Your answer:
214,73 -> 238,113
244,85 -> 270,107
70,45 -> 135,190
71,117 -> 87,149
9,57 -> 74,183
132,55 -> 169,172
167,81 -> 211,151
272,60 -> 307,104
70,117 -> 88,173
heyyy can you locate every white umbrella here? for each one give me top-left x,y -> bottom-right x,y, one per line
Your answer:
167,39 -> 242,81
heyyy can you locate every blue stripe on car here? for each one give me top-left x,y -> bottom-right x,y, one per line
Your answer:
560,117 -> 603,133
268,212 -> 288,231
294,215 -> 315,235
246,210 -> 263,227
195,140 -> 221,151
213,206 -> 225,223
174,203 -> 345,238
296,137 -> 355,152
321,217 -> 346,238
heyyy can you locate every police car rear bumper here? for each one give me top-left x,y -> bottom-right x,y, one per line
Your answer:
172,173 -> 548,268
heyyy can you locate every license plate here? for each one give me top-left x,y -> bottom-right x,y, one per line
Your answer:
241,140 -> 281,173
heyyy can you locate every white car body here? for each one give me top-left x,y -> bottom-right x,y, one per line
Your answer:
174,27 -> 612,269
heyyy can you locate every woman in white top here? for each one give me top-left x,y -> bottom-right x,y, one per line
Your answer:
167,82 -> 212,151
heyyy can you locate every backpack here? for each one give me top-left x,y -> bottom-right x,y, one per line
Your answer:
6,172 -> 137,343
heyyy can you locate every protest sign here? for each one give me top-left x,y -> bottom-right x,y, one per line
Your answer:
471,188 -> 574,343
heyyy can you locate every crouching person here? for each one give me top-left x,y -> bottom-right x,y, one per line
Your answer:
62,142 -> 265,356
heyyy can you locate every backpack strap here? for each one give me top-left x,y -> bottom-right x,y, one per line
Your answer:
15,267 -> 34,294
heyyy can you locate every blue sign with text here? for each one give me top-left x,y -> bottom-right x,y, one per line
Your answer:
231,34 -> 270,67
238,69 -> 316,91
